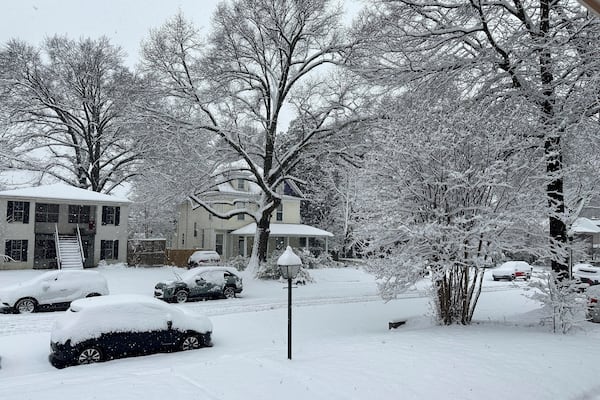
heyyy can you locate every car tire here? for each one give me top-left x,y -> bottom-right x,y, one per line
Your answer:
15,297 -> 37,314
180,334 -> 201,351
77,347 -> 102,365
175,290 -> 188,303
493,277 -> 498,281
223,286 -> 236,299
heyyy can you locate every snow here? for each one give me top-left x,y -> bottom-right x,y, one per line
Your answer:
1,264 -> 600,400
0,183 -> 131,204
277,246 -> 302,265
231,222 -> 334,237
51,295 -> 212,345
571,217 -> 600,234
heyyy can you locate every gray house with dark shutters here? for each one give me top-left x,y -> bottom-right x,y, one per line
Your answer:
0,183 -> 130,270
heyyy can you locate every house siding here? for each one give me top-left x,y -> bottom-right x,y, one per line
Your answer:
0,189 -> 130,270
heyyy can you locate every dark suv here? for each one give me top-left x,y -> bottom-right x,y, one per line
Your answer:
154,267 -> 243,303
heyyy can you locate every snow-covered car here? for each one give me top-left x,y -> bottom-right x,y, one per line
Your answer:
573,263 -> 600,286
48,294 -> 212,368
492,261 -> 533,281
586,285 -> 600,323
0,270 -> 109,314
187,250 -> 221,268
154,266 -> 243,303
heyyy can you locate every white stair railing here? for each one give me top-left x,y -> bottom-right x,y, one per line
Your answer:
76,224 -> 86,267
54,223 -> 62,269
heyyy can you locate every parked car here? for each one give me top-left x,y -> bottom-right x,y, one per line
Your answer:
586,285 -> 600,323
573,263 -> 600,286
155,266 -> 243,303
492,261 -> 533,281
0,270 -> 108,314
187,250 -> 221,268
48,294 -> 213,368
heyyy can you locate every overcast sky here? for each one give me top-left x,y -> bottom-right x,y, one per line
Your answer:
0,0 -> 360,68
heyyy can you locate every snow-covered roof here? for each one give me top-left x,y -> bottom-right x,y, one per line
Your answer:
571,217 -> 600,234
231,223 -> 333,237
0,183 -> 131,204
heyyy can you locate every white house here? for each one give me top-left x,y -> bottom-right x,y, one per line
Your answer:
172,172 -> 332,259
0,184 -> 130,270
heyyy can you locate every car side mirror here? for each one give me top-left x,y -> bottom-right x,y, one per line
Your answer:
195,278 -> 205,285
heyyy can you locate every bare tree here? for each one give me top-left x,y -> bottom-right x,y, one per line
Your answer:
351,0 -> 600,275
0,36 -> 142,193
141,1 -> 365,270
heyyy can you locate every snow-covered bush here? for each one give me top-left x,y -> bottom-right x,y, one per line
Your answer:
254,248 -> 314,284
227,256 -> 249,272
526,271 -> 588,334
354,88 -> 548,325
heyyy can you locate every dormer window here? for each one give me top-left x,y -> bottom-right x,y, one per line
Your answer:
237,179 -> 245,190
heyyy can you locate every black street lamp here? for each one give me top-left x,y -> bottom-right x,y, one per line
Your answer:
277,246 -> 302,360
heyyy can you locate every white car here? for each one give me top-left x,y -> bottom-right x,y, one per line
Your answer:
573,263 -> 600,286
0,270 -> 109,314
187,250 -> 221,268
492,261 -> 533,281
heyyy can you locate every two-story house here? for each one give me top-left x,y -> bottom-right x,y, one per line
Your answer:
172,175 -> 332,259
0,183 -> 130,270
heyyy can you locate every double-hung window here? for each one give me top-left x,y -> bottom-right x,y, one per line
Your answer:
101,206 -> 120,225
6,201 -> 30,223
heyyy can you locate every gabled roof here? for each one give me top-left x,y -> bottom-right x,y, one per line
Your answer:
231,223 -> 333,237
0,183 -> 131,204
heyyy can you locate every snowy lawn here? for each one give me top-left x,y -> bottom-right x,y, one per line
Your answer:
1,264 -> 600,400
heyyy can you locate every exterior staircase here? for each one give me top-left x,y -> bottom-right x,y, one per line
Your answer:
56,235 -> 85,269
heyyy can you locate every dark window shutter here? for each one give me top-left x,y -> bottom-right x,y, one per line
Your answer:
101,206 -> 107,225
5,240 -> 11,257
22,240 -> 28,261
114,240 -> 119,259
7,202 -> 13,221
115,207 -> 120,226
23,202 -> 30,224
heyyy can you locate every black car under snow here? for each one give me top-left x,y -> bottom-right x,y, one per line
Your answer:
49,295 -> 212,368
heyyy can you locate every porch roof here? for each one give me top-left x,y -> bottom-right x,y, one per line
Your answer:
231,223 -> 333,237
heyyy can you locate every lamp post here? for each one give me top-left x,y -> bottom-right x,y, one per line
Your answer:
277,246 -> 302,360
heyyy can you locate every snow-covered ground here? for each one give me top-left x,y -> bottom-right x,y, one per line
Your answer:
1,264 -> 599,400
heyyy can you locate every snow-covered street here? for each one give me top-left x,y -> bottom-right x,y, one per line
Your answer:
1,265 -> 600,400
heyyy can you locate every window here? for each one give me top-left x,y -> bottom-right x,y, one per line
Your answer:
34,238 -> 56,260
100,240 -> 119,260
276,204 -> 283,221
101,206 -> 120,225
237,213 -> 245,221
5,240 -> 28,261
181,233 -> 185,246
68,205 -> 91,223
193,222 -> 198,237
237,179 -> 245,190
35,203 -> 59,223
215,234 -> 224,255
6,201 -> 30,223
238,237 -> 245,256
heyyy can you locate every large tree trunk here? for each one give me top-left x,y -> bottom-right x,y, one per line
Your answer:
256,212 -> 272,263
540,0 -> 567,276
